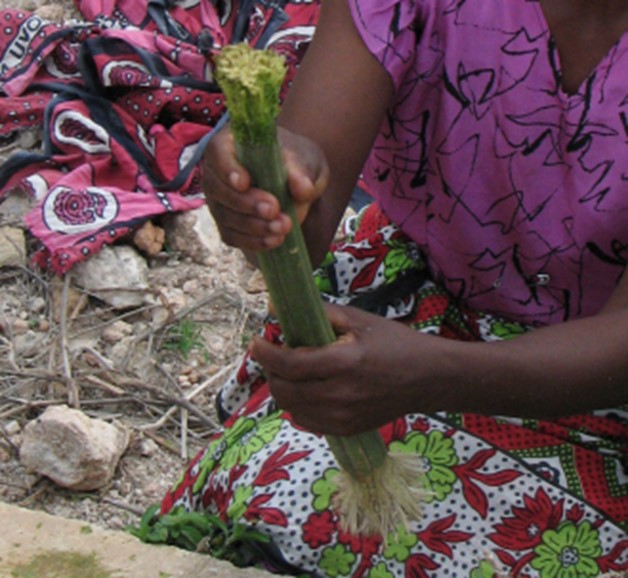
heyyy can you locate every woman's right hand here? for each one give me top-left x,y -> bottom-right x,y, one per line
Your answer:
201,124 -> 330,253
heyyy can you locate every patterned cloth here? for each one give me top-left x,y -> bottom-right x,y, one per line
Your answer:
0,0 -> 320,273
349,0 -> 628,326
162,204 -> 628,578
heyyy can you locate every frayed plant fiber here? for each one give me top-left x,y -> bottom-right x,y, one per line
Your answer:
332,451 -> 430,539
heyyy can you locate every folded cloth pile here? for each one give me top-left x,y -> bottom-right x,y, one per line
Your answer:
0,0 -> 320,273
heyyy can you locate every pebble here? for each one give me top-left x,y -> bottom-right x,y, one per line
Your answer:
28,296 -> 47,314
177,375 -> 191,388
0,446 -> 11,463
3,420 -> 21,436
102,320 -> 133,344
182,279 -> 199,294
12,318 -> 29,334
140,438 -> 159,458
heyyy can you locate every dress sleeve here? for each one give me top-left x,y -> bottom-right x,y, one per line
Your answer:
348,0 -> 425,91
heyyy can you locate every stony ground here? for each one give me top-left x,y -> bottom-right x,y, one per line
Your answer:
0,213 -> 269,535
0,242 -> 268,533
0,0 -> 272,534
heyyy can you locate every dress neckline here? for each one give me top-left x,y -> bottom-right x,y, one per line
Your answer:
531,0 -> 627,100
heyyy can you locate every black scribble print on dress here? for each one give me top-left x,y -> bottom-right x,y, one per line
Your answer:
354,0 -> 625,325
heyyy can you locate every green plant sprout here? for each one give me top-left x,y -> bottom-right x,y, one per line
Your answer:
127,505 -> 270,568
162,317 -> 209,361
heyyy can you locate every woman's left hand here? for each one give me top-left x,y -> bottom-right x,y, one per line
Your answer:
250,303 -> 439,436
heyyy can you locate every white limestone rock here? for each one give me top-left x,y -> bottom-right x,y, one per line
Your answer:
19,405 -> 129,491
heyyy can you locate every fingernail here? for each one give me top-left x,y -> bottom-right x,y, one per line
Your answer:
228,171 -> 240,188
268,220 -> 283,233
257,201 -> 272,218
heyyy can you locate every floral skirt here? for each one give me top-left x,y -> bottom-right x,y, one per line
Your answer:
161,204 -> 628,577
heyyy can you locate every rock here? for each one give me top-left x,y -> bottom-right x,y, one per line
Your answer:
19,405 -> 130,491
28,296 -> 46,314
13,330 -> 47,357
156,286 -> 187,313
139,438 -> 159,458
73,245 -> 152,310
11,318 -> 30,335
182,279 -> 200,294
109,335 -> 135,368
132,220 -> 165,257
34,3 -> 66,21
149,285 -> 188,329
164,205 -> 223,265
3,420 -> 21,436
17,127 -> 41,149
101,320 -> 133,344
0,226 -> 27,268
0,446 -> 11,463
0,188 -> 35,226
245,269 -> 267,294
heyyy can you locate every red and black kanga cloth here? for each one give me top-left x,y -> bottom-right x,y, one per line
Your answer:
0,0 -> 320,273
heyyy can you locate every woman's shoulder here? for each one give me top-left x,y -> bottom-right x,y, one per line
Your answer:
348,0 -> 542,88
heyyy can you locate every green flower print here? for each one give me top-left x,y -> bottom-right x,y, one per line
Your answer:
191,438 -> 222,493
220,414 -> 283,472
227,485 -> 253,521
531,520 -> 602,578
383,526 -> 418,562
383,240 -> 420,283
192,414 -> 283,493
312,468 -> 340,511
319,544 -> 356,577
470,560 -> 499,578
366,562 -> 394,578
390,430 -> 458,502
491,320 -> 527,340
314,252 -> 336,295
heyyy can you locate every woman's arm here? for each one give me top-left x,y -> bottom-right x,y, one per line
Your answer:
447,269 -> 628,419
276,0 -> 395,266
252,270 -> 628,436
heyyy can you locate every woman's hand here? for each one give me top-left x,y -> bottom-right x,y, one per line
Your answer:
252,267 -> 628,434
250,303 -> 446,436
201,125 -> 330,253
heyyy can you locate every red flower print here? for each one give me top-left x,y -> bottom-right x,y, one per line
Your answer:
204,482 -> 232,518
411,417 -> 430,433
53,189 -> 107,226
488,488 -> 564,550
253,443 -> 312,486
380,419 -> 409,444
337,526 -> 382,558
597,539 -> 628,574
405,553 -> 439,577
302,511 -> 336,549
565,503 -> 585,523
340,242 -> 387,291
246,494 -> 288,527
453,449 -> 521,518
417,514 -> 473,558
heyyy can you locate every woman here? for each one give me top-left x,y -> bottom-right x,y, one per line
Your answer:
162,1 -> 628,576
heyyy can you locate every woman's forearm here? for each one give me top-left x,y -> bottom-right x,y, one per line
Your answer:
276,0 -> 394,268
429,306 -> 628,418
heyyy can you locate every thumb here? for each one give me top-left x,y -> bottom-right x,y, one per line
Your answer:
284,152 -> 329,224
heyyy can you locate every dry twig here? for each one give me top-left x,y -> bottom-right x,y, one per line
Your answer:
59,273 -> 80,408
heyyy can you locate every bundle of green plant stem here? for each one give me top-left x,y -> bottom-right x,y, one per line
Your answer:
214,42 -> 428,538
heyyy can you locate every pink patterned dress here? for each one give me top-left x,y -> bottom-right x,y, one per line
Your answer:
353,0 -> 627,326
162,1 -> 628,576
